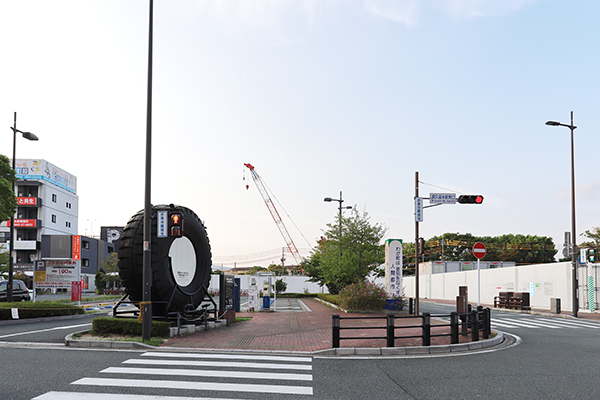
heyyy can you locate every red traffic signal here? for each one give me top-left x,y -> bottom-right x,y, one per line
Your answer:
169,212 -> 184,237
457,195 -> 484,204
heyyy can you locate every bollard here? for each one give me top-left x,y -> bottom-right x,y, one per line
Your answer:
471,309 -> 479,341
422,312 -> 431,346
386,314 -> 395,347
483,307 -> 491,339
450,311 -> 459,344
408,298 -> 414,315
332,314 -> 340,348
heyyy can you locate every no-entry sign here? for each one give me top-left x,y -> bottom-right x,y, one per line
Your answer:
473,242 -> 486,259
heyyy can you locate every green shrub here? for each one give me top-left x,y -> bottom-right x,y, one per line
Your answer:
0,302 -> 84,320
338,281 -> 387,311
92,317 -> 170,338
318,293 -> 340,305
277,293 -> 318,298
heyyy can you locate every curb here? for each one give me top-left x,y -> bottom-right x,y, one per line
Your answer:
64,330 -> 504,357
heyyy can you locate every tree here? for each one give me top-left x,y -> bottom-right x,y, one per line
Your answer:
305,208 -> 386,294
581,226 -> 600,248
0,154 -> 17,224
245,266 -> 268,275
0,251 -> 8,278
275,278 -> 287,295
100,252 -> 121,289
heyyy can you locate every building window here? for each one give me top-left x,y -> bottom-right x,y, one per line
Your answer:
65,221 -> 71,228
51,214 -> 56,223
83,240 -> 89,250
66,202 -> 71,209
82,259 -> 89,268
52,194 -> 57,203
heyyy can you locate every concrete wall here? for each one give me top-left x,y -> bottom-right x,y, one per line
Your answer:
402,262 -> 575,311
209,274 -> 328,294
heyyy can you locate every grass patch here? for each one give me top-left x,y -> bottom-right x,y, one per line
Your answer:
235,317 -> 252,323
77,330 -> 165,346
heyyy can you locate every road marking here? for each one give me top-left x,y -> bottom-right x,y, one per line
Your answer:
535,318 -> 600,329
141,351 -> 312,363
32,391 -> 245,400
72,377 -> 313,395
124,358 -> 312,370
491,320 -> 531,328
0,323 -> 91,339
494,319 -> 543,329
102,366 -> 313,381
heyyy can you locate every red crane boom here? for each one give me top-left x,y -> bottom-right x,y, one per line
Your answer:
244,163 -> 304,271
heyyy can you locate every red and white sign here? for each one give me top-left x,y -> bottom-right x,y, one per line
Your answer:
72,235 -> 81,261
7,219 -> 37,227
17,197 -> 38,206
473,242 -> 486,259
71,281 -> 82,301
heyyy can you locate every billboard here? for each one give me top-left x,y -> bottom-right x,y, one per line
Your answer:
14,159 -> 77,194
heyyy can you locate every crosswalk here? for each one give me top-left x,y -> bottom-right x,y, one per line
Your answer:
492,316 -> 600,330
32,352 -> 313,399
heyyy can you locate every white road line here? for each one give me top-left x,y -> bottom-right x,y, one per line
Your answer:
141,351 -> 312,363
508,319 -> 562,329
491,321 -> 528,328
32,391 -> 246,400
124,358 -> 312,370
0,323 -> 91,339
536,318 -> 600,329
102,366 -> 313,381
494,319 -> 543,329
72,377 -> 313,395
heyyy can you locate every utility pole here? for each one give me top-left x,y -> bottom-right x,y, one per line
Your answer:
414,171 -> 420,316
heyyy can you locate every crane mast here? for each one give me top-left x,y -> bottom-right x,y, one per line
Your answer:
244,163 -> 304,271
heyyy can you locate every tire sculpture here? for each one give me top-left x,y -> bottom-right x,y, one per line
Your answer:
118,205 -> 212,315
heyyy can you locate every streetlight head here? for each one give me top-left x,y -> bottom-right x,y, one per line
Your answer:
344,206 -> 352,210
545,121 -> 560,126
323,197 -> 332,202
22,131 -> 38,141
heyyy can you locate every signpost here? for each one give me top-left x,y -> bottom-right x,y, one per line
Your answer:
473,242 -> 486,305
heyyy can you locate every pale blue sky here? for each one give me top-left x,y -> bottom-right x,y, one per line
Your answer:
1,1 -> 598,267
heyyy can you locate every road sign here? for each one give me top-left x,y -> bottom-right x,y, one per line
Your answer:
473,242 -> 486,259
157,211 -> 168,238
414,197 -> 423,222
430,193 -> 456,204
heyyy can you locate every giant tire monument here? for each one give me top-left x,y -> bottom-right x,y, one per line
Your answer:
118,205 -> 212,316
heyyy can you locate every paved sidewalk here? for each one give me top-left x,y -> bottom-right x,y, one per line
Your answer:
161,298 -> 472,352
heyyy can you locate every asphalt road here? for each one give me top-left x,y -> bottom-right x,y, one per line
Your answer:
3,301 -> 600,399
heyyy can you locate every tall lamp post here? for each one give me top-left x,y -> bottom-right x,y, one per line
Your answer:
324,191 -> 352,262
8,112 -> 39,302
546,111 -> 578,317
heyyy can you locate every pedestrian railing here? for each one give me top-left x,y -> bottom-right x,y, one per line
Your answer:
332,306 -> 491,348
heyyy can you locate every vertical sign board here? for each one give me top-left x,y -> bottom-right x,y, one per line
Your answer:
414,197 -> 423,222
157,211 -> 168,238
71,280 -> 82,301
385,239 -> 403,297
72,235 -> 81,261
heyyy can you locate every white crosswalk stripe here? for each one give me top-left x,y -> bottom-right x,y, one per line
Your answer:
492,316 -> 600,330
31,352 -> 313,399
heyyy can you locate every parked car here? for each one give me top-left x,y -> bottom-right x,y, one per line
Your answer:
0,280 -> 31,302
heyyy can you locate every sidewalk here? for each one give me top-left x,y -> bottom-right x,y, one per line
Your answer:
161,298 -> 477,353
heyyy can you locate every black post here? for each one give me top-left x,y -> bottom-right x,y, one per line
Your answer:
450,311 -> 459,344
471,309 -> 479,342
483,307 -> 491,339
408,297 -> 414,315
422,312 -> 430,346
332,314 -> 340,348
386,313 -> 395,347
141,0 -> 154,341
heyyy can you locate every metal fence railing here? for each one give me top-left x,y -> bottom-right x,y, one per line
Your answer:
332,306 -> 491,348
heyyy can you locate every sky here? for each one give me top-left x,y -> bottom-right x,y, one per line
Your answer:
1,0 -> 599,268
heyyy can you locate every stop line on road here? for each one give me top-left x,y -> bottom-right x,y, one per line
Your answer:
32,351 -> 314,399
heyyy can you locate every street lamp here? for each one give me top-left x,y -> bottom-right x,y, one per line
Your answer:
545,111 -> 578,317
8,112 -> 38,302
324,191 -> 352,261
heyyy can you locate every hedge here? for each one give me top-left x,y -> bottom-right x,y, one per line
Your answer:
317,293 -> 340,305
92,317 -> 171,338
0,302 -> 84,320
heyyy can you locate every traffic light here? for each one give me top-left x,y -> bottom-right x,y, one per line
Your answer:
589,249 -> 596,263
169,212 -> 184,237
418,237 -> 425,257
457,195 -> 484,204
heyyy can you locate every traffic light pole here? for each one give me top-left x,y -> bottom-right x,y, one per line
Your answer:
142,0 -> 154,341
414,172 -> 420,316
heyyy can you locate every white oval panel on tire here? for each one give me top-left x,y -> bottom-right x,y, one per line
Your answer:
169,236 -> 197,288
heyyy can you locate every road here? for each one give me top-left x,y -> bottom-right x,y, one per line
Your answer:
2,302 -> 600,399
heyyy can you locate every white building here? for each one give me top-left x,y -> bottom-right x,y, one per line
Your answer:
0,159 -> 78,273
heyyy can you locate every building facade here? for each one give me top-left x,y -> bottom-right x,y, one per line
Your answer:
0,159 -> 78,274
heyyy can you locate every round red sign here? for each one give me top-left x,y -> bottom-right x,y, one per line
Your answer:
473,242 -> 486,259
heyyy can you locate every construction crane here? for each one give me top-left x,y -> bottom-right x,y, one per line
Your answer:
243,163 -> 304,272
